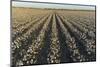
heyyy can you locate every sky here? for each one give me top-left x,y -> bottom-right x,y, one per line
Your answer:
12,1 -> 95,10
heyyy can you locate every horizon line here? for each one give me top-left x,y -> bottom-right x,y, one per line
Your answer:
12,1 -> 96,10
